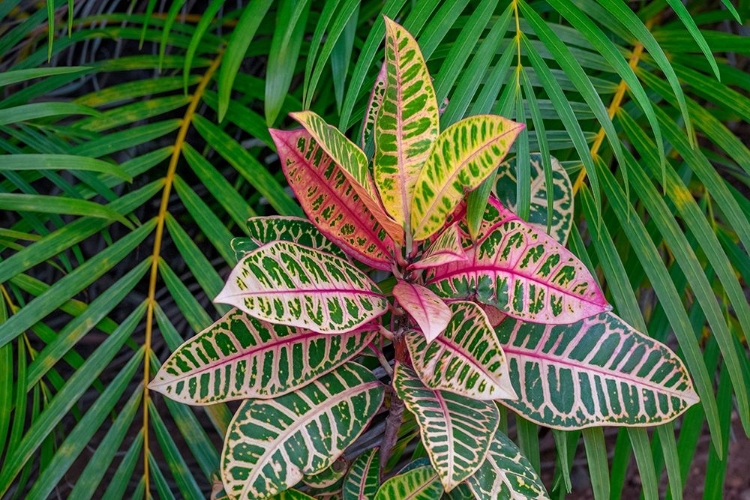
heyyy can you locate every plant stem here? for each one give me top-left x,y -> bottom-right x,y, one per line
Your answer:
379,388 -> 404,473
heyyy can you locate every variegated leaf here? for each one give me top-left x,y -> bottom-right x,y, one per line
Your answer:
271,128 -> 395,269
496,312 -> 700,429
393,281 -> 451,343
373,462 -> 443,500
466,428 -> 549,500
215,241 -> 388,334
373,17 -> 440,228
427,211 -> 609,324
342,448 -> 379,500
495,153 -> 573,245
393,364 -> 499,491
411,115 -> 524,241
303,457 -> 349,488
221,363 -> 384,499
289,111 -> 404,244
405,301 -> 516,400
232,216 -> 348,260
361,63 -> 386,153
410,224 -> 467,270
149,309 -> 376,404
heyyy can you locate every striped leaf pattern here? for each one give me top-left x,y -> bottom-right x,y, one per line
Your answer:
271,128 -> 395,269
303,457 -> 348,488
149,309 -> 376,404
290,111 -> 404,245
405,301 -> 516,400
221,363 -> 384,499
215,241 -> 388,334
410,224 -> 467,270
411,116 -> 524,241
466,428 -> 549,500
374,17 -> 439,227
495,153 -> 573,245
393,364 -> 499,491
496,312 -> 700,429
361,63 -> 387,152
393,281 -> 451,343
232,216 -> 347,260
426,214 -> 609,325
342,448 -> 379,500
373,463 -> 444,500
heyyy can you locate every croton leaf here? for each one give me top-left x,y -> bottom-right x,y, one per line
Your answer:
495,153 -> 573,245
393,281 -> 451,343
270,128 -> 395,269
373,461 -> 444,500
427,209 -> 609,324
303,457 -> 349,488
373,17 -> 440,228
215,241 -> 388,334
342,447 -> 379,500
221,362 -> 384,499
149,309 -> 376,404
405,301 -> 516,400
361,63 -> 386,153
289,111 -> 404,244
410,115 -> 524,241
232,216 -> 348,260
393,364 -> 499,491
410,224 -> 467,270
466,427 -> 549,500
496,312 -> 700,428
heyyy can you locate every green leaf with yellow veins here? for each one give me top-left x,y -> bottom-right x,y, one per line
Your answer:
342,448 -> 379,500
373,17 -> 439,228
373,462 -> 444,500
232,216 -> 348,260
221,363 -> 384,499
215,241 -> 388,334
149,308 -> 376,404
411,115 -> 524,241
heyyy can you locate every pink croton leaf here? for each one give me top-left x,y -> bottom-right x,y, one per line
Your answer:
426,201 -> 610,324
410,223 -> 467,270
393,281 -> 451,343
289,111 -> 405,245
271,127 -> 395,270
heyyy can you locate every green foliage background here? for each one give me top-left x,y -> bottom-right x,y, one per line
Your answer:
0,0 -> 748,498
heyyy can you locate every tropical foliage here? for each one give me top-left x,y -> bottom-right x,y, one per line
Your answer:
0,1 -> 748,499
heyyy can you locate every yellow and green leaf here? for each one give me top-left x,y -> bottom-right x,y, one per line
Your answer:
410,223 -> 467,270
231,216 -> 348,260
373,17 -> 440,229
221,363 -> 384,499
373,461 -> 443,500
405,301 -> 516,400
393,364 -> 499,491
215,241 -> 388,334
410,115 -> 524,241
148,309 -> 376,404
342,448 -> 379,500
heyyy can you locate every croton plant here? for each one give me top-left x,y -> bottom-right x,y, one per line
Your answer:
149,17 -> 699,500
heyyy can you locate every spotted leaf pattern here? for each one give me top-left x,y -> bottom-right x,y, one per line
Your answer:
495,153 -> 573,245
406,301 -> 516,400
496,312 -> 700,428
149,309 -> 376,404
411,115 -> 524,241
393,364 -> 499,491
426,211 -> 609,324
271,128 -> 395,269
361,63 -> 386,152
221,363 -> 384,499
393,281 -> 451,343
232,216 -> 348,260
215,241 -> 388,334
342,448 -> 379,500
374,17 -> 439,228
373,462 -> 443,500
410,224 -> 467,270
466,428 -> 549,500
290,111 -> 404,245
